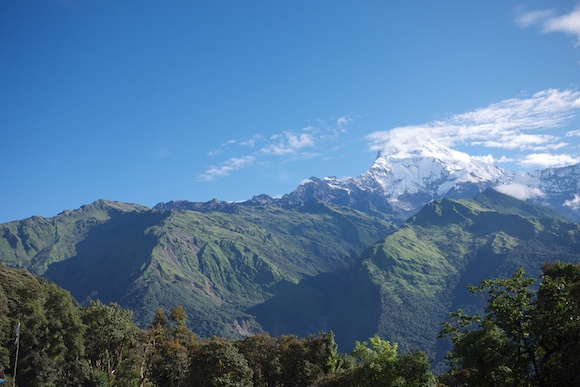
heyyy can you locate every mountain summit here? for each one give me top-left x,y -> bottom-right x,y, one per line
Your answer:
282,137 -> 580,221
355,138 -> 513,213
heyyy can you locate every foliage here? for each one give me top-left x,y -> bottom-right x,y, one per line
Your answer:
344,189 -> 580,366
0,263 -> 89,386
0,263 -> 434,386
235,333 -> 281,387
318,336 -> 434,387
350,337 -> 434,387
534,262 -> 580,385
440,262 -> 580,386
81,300 -> 140,383
0,198 -> 393,343
145,307 -> 196,387
188,337 -> 253,387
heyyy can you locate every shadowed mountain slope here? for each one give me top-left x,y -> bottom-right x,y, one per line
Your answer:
0,198 -> 394,338
331,189 -> 580,369
2,189 -> 580,370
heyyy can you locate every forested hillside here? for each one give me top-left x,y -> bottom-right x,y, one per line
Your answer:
1,261 -> 578,386
2,189 -> 580,375
0,262 -> 435,386
333,189 -> 580,368
0,199 -> 393,338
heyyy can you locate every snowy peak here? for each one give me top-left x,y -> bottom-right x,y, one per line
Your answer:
285,137 -> 580,222
375,136 -> 468,161
358,137 -> 512,198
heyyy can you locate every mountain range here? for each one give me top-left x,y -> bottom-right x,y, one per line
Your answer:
1,138 -> 580,369
281,137 -> 580,222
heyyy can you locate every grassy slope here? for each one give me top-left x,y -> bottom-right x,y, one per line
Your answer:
0,199 -> 394,339
124,200 -> 394,337
0,200 -> 151,273
340,189 -> 580,367
4,189 -> 578,361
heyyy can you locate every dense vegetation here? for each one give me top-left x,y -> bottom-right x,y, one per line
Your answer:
0,262 -> 434,386
440,261 -> 580,386
0,199 -> 394,340
2,260 -> 579,386
2,189 -> 580,373
341,189 -> 580,368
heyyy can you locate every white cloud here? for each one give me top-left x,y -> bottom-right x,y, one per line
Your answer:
197,156 -> 255,181
239,134 -> 262,147
531,142 -> 568,151
207,139 -> 237,156
515,9 -> 555,28
472,154 -> 514,164
261,131 -> 316,156
544,8 -> 580,42
517,7 -> 580,44
566,129 -> 580,137
199,116 -> 354,181
337,115 -> 353,127
494,184 -> 545,200
519,153 -> 580,168
473,133 -> 560,150
289,133 -> 315,148
564,194 -> 580,210
366,89 -> 580,162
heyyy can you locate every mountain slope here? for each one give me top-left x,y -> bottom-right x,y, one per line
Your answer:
0,200 -> 152,274
331,189 -> 580,368
0,198 -> 394,338
282,137 -> 580,221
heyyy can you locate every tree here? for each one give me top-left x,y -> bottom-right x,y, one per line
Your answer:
275,334 -> 328,386
440,268 -> 537,386
82,300 -> 139,383
188,337 -> 253,387
351,336 -> 399,386
0,265 -> 88,386
235,333 -> 281,387
395,349 -> 434,387
440,263 -> 580,386
146,306 -> 195,387
533,262 -> 580,386
322,331 -> 340,374
41,281 -> 88,386
318,336 -> 434,387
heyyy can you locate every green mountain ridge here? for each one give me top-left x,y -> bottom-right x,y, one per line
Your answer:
2,189 -> 580,371
0,198 -> 394,339
338,189 -> 580,370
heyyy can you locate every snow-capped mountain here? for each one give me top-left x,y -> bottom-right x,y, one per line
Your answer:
281,137 -> 580,222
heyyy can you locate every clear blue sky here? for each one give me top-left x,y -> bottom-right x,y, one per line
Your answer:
2,1 -> 580,223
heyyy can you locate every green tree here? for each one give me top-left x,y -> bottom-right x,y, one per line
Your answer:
146,306 -> 195,387
0,285 -> 10,373
236,333 -> 281,387
351,337 -> 399,386
42,281 -> 88,386
533,262 -> 580,386
276,335 -> 324,386
82,300 -> 139,384
319,336 -> 433,387
394,349 -> 434,387
0,265 -> 88,386
188,337 -> 253,387
440,263 -> 580,386
322,331 -> 340,374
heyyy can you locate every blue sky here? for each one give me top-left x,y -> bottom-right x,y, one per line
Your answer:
2,1 -> 580,223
